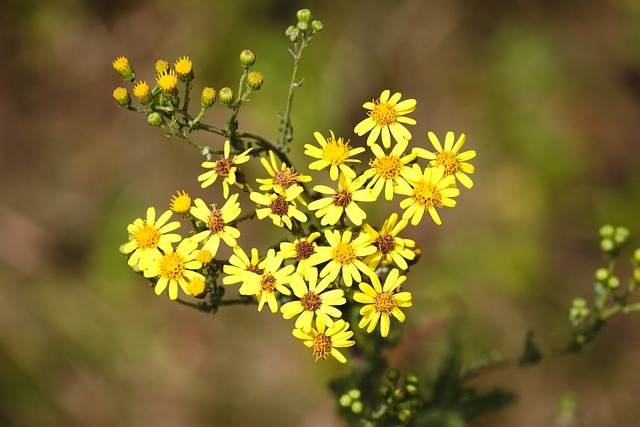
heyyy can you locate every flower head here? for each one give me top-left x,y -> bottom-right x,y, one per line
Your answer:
238,249 -> 296,313
396,165 -> 460,226
113,87 -> 130,108
308,174 -> 374,226
279,232 -> 322,280
361,139 -> 417,201
155,59 -> 169,76
315,229 -> 376,288
186,276 -> 206,297
362,213 -> 416,271
174,56 -> 193,81
354,90 -> 416,148
256,150 -> 311,202
112,56 -> 135,81
190,194 -> 242,257
281,268 -> 346,333
222,246 -> 265,285
156,69 -> 178,93
201,87 -> 216,108
250,191 -> 307,230
170,190 -> 192,215
123,207 -> 181,271
292,319 -> 355,363
143,238 -> 204,300
353,268 -> 412,337
197,140 -> 252,198
133,81 -> 153,105
413,132 -> 476,189
305,130 -> 365,181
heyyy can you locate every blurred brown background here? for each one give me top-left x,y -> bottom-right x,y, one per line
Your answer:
1,0 -> 640,426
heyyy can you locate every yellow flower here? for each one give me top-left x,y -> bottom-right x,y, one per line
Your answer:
281,268 -> 346,333
250,191 -> 308,230
256,150 -> 311,203
123,207 -> 181,271
239,249 -> 295,313
112,87 -> 130,107
304,130 -> 365,181
186,276 -> 206,297
395,165 -> 460,226
143,238 -> 204,300
190,194 -> 242,257
196,249 -> 214,265
292,319 -> 355,363
132,81 -> 153,105
413,132 -> 476,189
354,90 -> 416,148
156,69 -> 178,93
222,246 -> 265,285
362,213 -> 416,271
112,56 -> 135,80
353,268 -> 412,337
307,174 -> 374,226
174,56 -> 193,78
198,140 -> 252,198
279,232 -> 322,280
155,59 -> 169,75
361,139 -> 417,201
170,190 -> 192,214
315,229 -> 376,288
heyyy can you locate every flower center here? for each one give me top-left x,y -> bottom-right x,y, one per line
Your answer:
374,235 -> 396,255
312,333 -> 332,360
373,292 -> 396,315
412,181 -> 442,209
295,240 -> 316,261
133,223 -> 161,250
246,265 -> 265,275
273,168 -> 298,189
269,196 -> 290,217
260,273 -> 276,292
322,138 -> 351,165
170,190 -> 192,214
207,209 -> 226,234
370,101 -> 398,127
301,291 -> 322,312
332,242 -> 356,266
196,249 -> 214,264
370,155 -> 402,180
215,157 -> 234,177
159,252 -> 186,281
435,152 -> 459,176
332,189 -> 353,208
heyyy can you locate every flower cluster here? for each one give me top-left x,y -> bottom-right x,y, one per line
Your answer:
115,53 -> 476,364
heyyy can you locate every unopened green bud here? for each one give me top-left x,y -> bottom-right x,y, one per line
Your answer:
219,87 -> 234,107
338,394 -> 352,407
634,268 -> 640,283
614,226 -> 630,245
398,408 -> 412,422
634,249 -> 640,264
600,238 -> 614,253
347,389 -> 361,400
285,25 -> 296,37
378,384 -> 391,398
240,49 -> 256,68
201,87 -> 216,108
595,267 -> 610,282
350,401 -> 363,414
119,244 -> 128,256
113,87 -> 131,108
607,275 -> 620,289
599,224 -> 615,239
297,9 -> 311,23
311,20 -> 323,32
147,112 -> 163,127
405,372 -> 419,385
246,71 -> 264,91
393,387 -> 406,400
387,368 -> 400,382
112,56 -> 135,81
569,298 -> 589,325
405,384 -> 418,396
288,28 -> 300,41
297,21 -> 309,32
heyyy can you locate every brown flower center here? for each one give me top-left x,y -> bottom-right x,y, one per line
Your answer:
312,333 -> 332,360
332,189 -> 352,208
215,157 -> 234,177
207,209 -> 225,234
269,196 -> 290,217
295,240 -> 315,261
373,292 -> 396,315
374,235 -> 396,255
301,292 -> 322,312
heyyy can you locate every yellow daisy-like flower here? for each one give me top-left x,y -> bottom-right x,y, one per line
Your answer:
239,249 -> 296,313
112,87 -> 130,107
112,56 -> 134,80
156,69 -> 178,93
413,132 -> 476,189
174,56 -> 193,77
143,238 -> 204,301
304,130 -> 365,181
198,140 -> 252,198
279,232 -> 322,280
170,190 -> 192,215
362,213 -> 416,271
292,319 -> 355,363
250,191 -> 308,230
353,268 -> 412,337
185,276 -> 206,297
354,90 -> 417,148
123,207 -> 181,271
395,165 -> 460,226
315,229 -> 376,288
155,59 -> 169,75
307,174 -> 374,226
222,246 -> 264,285
256,150 -> 312,203
361,139 -> 417,201
190,194 -> 242,257
132,81 -> 153,105
281,268 -> 346,333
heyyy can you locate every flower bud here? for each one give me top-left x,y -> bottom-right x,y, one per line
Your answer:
218,87 -> 234,107
633,268 -> 640,283
600,238 -> 614,253
350,401 -> 363,414
634,248 -> 640,264
311,20 -> 324,33
147,112 -> 163,127
595,267 -> 610,282
338,394 -> 352,407
155,59 -> 169,76
133,81 -> 153,105
405,372 -> 419,385
347,389 -> 361,400
296,21 -> 309,32
599,224 -> 615,239
246,71 -> 264,91
405,384 -> 418,396
614,226 -> 630,245
392,387 -> 406,401
287,27 -> 300,41
378,384 -> 391,398
607,275 -> 620,289
398,408 -> 412,422
113,87 -> 131,108
201,87 -> 216,108
296,9 -> 311,23
285,25 -> 297,37
387,368 -> 400,382
112,56 -> 135,81
174,56 -> 194,82
240,49 -> 256,68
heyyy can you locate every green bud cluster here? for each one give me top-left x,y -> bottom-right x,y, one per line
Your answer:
599,224 -> 630,257
286,9 -> 323,43
569,298 -> 590,326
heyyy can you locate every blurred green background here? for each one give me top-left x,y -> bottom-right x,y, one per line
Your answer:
2,0 -> 640,426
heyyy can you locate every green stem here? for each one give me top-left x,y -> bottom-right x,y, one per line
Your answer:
176,132 -> 204,152
279,39 -> 308,148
